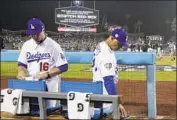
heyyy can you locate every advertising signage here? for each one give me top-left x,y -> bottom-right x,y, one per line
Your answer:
55,6 -> 99,27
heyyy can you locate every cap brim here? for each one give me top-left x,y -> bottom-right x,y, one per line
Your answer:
26,29 -> 42,35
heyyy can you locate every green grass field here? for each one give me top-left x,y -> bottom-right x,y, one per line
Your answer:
1,56 -> 176,81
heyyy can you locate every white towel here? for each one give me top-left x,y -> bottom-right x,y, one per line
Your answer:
16,90 -> 29,114
67,91 -> 92,119
25,76 -> 38,81
0,89 -> 29,114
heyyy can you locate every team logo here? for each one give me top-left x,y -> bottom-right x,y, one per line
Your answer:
85,94 -> 91,102
13,97 -> 18,106
0,95 -> 4,103
26,52 -> 51,63
30,24 -> 35,30
104,63 -> 112,70
77,103 -> 84,112
7,89 -> 13,94
60,53 -> 65,61
69,93 -> 75,100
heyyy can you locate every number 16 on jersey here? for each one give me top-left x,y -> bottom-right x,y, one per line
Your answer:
40,62 -> 49,71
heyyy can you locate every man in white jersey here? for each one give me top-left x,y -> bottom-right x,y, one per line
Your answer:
169,42 -> 176,61
92,28 -> 128,118
17,18 -> 68,107
157,44 -> 162,60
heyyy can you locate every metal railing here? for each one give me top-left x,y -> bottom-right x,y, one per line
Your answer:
22,91 -> 120,119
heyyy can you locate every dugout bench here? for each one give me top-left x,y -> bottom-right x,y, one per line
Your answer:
8,79 -> 120,119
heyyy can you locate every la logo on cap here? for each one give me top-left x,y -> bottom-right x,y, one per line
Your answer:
30,24 -> 35,29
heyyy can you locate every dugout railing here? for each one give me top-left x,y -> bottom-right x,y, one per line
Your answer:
1,51 -> 156,118
22,91 -> 119,119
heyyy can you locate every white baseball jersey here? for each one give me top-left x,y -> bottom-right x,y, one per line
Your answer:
92,41 -> 118,110
92,41 -> 118,84
18,37 -> 68,107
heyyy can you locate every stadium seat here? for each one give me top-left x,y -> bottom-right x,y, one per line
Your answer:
8,79 -> 46,91
8,80 -> 112,118
61,81 -> 103,94
60,81 -> 106,119
8,79 -> 61,116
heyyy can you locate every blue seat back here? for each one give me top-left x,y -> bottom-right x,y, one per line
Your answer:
61,81 -> 103,94
8,79 -> 46,91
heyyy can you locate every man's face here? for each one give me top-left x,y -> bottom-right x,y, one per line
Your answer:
109,36 -> 122,50
31,31 -> 45,43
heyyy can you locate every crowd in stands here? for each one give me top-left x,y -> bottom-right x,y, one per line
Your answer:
1,34 -> 29,50
50,33 -> 101,51
0,29 -> 176,56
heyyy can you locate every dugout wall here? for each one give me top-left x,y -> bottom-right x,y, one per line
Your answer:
1,51 -> 156,118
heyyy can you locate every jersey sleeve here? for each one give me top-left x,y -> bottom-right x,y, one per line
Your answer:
99,55 -> 115,77
54,44 -> 68,67
17,43 -> 27,68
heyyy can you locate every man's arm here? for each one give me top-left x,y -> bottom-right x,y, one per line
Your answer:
17,43 -> 28,80
103,76 -> 117,95
52,44 -> 68,76
17,66 -> 29,80
47,64 -> 68,78
49,64 -> 68,75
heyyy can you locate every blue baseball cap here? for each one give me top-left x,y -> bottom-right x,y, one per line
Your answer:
111,28 -> 129,47
26,18 -> 45,35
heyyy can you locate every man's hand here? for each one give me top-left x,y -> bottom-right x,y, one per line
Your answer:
17,74 -> 25,80
17,66 -> 29,80
119,104 -> 128,118
34,72 -> 48,80
17,71 -> 27,80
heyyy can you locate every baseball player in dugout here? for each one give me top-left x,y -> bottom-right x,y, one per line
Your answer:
17,18 -> 68,107
92,28 -> 129,119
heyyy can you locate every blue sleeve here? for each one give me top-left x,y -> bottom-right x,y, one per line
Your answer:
103,76 -> 117,95
18,62 -> 27,69
56,64 -> 68,73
